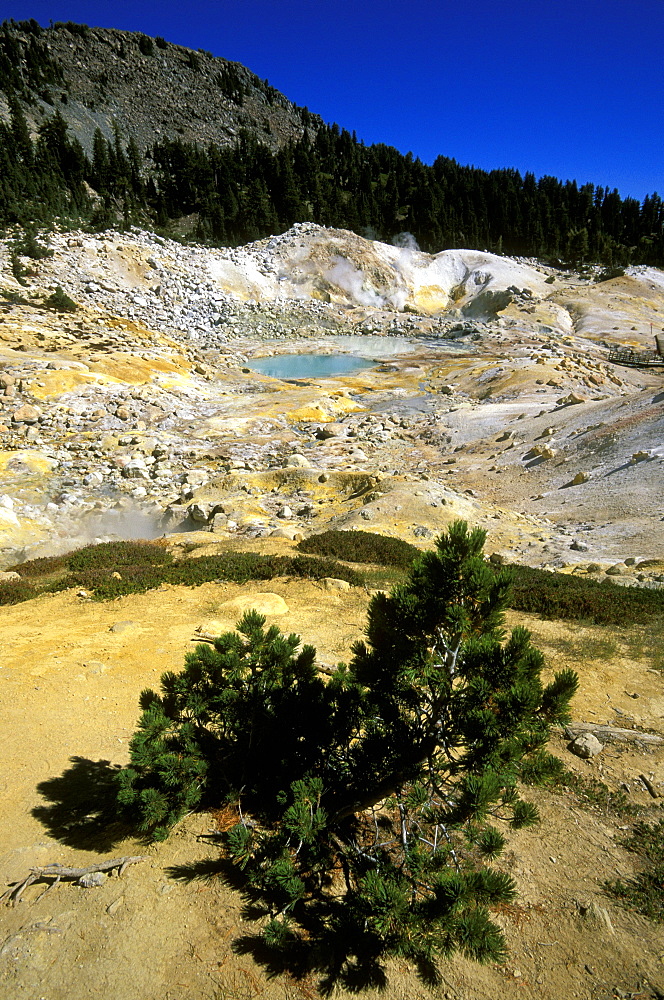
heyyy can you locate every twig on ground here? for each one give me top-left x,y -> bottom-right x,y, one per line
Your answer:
1,855 -> 149,905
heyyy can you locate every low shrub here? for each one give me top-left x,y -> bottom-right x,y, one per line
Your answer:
3,535 -> 663,625
8,553 -> 68,577
15,230 -> 53,260
559,772 -> 636,817
298,529 -> 421,568
3,541 -> 365,603
67,540 -> 173,572
1,288 -> 29,305
43,286 -> 78,313
605,818 -> 664,921
505,564 -> 664,625
595,266 -> 625,282
0,579 -> 39,604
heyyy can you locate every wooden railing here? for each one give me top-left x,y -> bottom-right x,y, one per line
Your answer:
607,347 -> 664,368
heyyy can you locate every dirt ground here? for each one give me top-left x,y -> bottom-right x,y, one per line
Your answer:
0,575 -> 663,1000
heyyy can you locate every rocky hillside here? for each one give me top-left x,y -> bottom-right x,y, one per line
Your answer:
0,221 -> 662,577
0,19 -> 312,156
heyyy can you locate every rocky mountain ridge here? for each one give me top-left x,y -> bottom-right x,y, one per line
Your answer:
0,19 -> 312,157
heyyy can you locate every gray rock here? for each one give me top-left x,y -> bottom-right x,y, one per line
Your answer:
188,503 -> 210,523
109,621 -> 136,634
270,527 -> 297,539
322,577 -> 351,591
12,404 -> 41,425
283,454 -> 311,468
122,460 -> 150,480
315,423 -> 345,440
183,470 -> 209,486
569,733 -> 604,758
78,871 -> 106,888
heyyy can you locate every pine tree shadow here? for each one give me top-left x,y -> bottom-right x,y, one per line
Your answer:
32,756 -> 130,851
166,857 -> 439,995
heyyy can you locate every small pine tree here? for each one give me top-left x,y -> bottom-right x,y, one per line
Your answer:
43,285 -> 77,312
119,521 -> 577,984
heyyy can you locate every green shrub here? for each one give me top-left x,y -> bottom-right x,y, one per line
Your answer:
298,529 -> 421,568
595,266 -> 625,282
66,540 -> 172,572
505,564 -> 664,625
43,286 -> 77,312
606,818 -> 664,921
7,541 -> 364,603
8,553 -> 68,577
1,288 -> 29,305
15,229 -> 52,260
10,252 -> 28,286
0,579 -> 39,604
55,21 -> 90,38
560,772 -> 636,817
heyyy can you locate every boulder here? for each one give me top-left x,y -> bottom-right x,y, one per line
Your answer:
315,423 -> 345,440
183,470 -> 209,486
558,392 -> 586,406
188,503 -> 210,523
270,527 -> 298,539
121,460 -> 150,480
569,733 -> 604,758
283,454 -> 311,468
217,593 -> 289,616
322,577 -> 351,591
11,404 -> 41,425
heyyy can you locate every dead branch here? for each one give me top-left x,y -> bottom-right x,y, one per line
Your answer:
564,722 -> 663,745
1,855 -> 149,906
639,774 -> 660,799
192,630 -> 218,643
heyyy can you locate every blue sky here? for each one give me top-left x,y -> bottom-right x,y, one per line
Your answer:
4,0 -> 663,201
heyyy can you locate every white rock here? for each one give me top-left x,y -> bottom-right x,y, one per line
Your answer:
570,733 -> 604,758
188,503 -> 210,523
322,577 -> 351,591
122,460 -> 150,480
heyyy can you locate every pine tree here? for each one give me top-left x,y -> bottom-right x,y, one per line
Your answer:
118,521 -> 577,986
